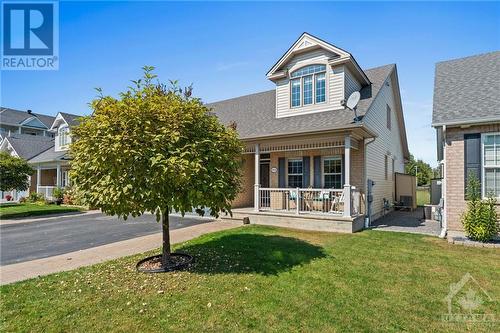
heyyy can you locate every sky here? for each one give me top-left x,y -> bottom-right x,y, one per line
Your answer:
1,1 -> 499,166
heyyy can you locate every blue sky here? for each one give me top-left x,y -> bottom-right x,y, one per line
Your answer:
1,1 -> 499,166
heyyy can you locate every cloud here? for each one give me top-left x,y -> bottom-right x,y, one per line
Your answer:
215,61 -> 250,72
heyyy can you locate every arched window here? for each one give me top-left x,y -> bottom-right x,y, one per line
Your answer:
290,65 -> 326,107
58,125 -> 70,147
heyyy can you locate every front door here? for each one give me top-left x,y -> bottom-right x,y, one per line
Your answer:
260,162 -> 270,187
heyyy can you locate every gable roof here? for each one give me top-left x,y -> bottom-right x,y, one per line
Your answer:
266,33 -> 370,86
209,64 -> 394,140
28,147 -> 69,164
0,107 -> 55,128
432,51 -> 500,126
49,112 -> 82,130
2,134 -> 54,160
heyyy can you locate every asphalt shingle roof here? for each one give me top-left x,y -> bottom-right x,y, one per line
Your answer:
5,134 -> 54,160
432,51 -> 500,126
28,148 -> 68,163
0,107 -> 55,128
208,64 -> 395,139
60,112 -> 82,127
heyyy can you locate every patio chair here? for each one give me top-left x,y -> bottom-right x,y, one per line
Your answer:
330,191 -> 344,213
302,190 -> 314,212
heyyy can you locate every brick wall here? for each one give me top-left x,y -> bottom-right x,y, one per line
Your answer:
445,124 -> 500,231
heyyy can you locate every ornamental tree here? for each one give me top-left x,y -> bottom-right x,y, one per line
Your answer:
70,67 -> 243,268
0,152 -> 33,192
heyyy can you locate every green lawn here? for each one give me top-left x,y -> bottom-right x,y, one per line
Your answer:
416,188 -> 430,206
1,226 -> 498,332
0,203 -> 82,219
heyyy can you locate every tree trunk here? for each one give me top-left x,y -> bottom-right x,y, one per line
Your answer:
161,207 -> 171,267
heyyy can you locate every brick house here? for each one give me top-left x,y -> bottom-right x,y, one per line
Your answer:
432,51 -> 500,234
210,33 -> 410,232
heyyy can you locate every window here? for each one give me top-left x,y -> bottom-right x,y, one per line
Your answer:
290,64 -> 326,108
291,79 -> 301,107
386,105 -> 391,130
287,159 -> 303,188
324,157 -> 342,189
315,73 -> 326,103
483,133 -> 500,197
58,126 -> 70,147
303,75 -> 313,105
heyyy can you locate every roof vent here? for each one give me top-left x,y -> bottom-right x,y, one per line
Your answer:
27,109 -> 32,114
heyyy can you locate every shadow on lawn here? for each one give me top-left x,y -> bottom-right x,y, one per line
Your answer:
178,233 -> 326,275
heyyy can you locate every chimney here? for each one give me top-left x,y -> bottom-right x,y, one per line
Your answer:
27,109 -> 32,114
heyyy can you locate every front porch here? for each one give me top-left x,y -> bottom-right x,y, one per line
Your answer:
228,131 -> 370,233
30,162 -> 70,200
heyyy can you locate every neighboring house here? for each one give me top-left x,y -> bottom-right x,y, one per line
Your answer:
210,33 -> 410,232
0,111 -> 81,200
0,133 -> 54,200
432,51 -> 500,235
0,107 -> 55,139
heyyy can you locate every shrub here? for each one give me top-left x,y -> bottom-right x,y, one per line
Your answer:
461,173 -> 499,242
52,187 -> 65,201
28,192 -> 45,203
19,196 -> 27,203
62,186 -> 84,206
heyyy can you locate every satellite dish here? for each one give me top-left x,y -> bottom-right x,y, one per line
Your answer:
346,91 -> 360,109
346,91 -> 361,122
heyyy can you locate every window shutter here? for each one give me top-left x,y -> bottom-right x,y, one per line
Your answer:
464,133 -> 481,199
313,156 -> 321,188
278,158 -> 286,188
303,156 -> 310,188
341,155 -> 345,186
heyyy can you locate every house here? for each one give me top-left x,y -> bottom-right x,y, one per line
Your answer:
0,111 -> 81,200
0,107 -> 55,139
432,51 -> 500,235
210,33 -> 410,232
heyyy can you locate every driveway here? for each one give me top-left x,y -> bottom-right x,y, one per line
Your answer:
0,212 -> 212,265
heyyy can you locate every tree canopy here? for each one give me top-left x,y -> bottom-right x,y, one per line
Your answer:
405,154 -> 434,186
70,67 -> 243,267
0,152 -> 33,192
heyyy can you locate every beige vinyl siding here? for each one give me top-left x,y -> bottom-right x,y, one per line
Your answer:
275,50 -> 344,118
344,67 -> 362,98
364,71 -> 405,221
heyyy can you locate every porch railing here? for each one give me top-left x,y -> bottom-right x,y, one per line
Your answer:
37,186 -> 57,199
257,187 -> 361,217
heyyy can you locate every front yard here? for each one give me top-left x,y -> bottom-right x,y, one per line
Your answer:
1,225 -> 498,332
0,203 -> 83,219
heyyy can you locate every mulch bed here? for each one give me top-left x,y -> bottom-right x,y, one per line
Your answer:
136,253 -> 193,273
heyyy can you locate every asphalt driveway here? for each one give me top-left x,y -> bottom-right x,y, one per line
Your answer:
0,212 -> 213,265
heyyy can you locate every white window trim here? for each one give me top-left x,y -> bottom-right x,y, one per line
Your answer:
481,132 -> 500,199
287,158 -> 303,188
289,64 -> 327,109
58,125 -> 70,148
322,156 -> 342,189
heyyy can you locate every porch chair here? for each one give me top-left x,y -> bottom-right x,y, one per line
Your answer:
330,191 -> 345,213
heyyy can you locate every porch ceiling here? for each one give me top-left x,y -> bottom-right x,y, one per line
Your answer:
244,137 -> 359,154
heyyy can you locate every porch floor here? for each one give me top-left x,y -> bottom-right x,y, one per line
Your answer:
224,207 -> 364,233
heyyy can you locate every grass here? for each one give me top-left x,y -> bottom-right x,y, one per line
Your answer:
1,225 -> 498,332
0,203 -> 82,219
416,188 -> 430,206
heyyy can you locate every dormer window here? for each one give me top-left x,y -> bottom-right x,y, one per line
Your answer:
290,64 -> 326,108
58,126 -> 70,147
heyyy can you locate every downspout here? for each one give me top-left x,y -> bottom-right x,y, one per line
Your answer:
364,137 -> 376,228
439,125 -> 447,239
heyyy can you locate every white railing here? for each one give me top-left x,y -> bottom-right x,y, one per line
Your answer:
258,187 -> 346,215
37,186 -> 57,199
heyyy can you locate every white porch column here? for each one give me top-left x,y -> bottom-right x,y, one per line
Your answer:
36,166 -> 41,194
254,144 -> 260,212
343,135 -> 352,218
56,163 -> 62,187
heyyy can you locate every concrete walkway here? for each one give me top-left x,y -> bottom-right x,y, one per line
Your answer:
0,220 -> 240,285
370,207 -> 441,236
